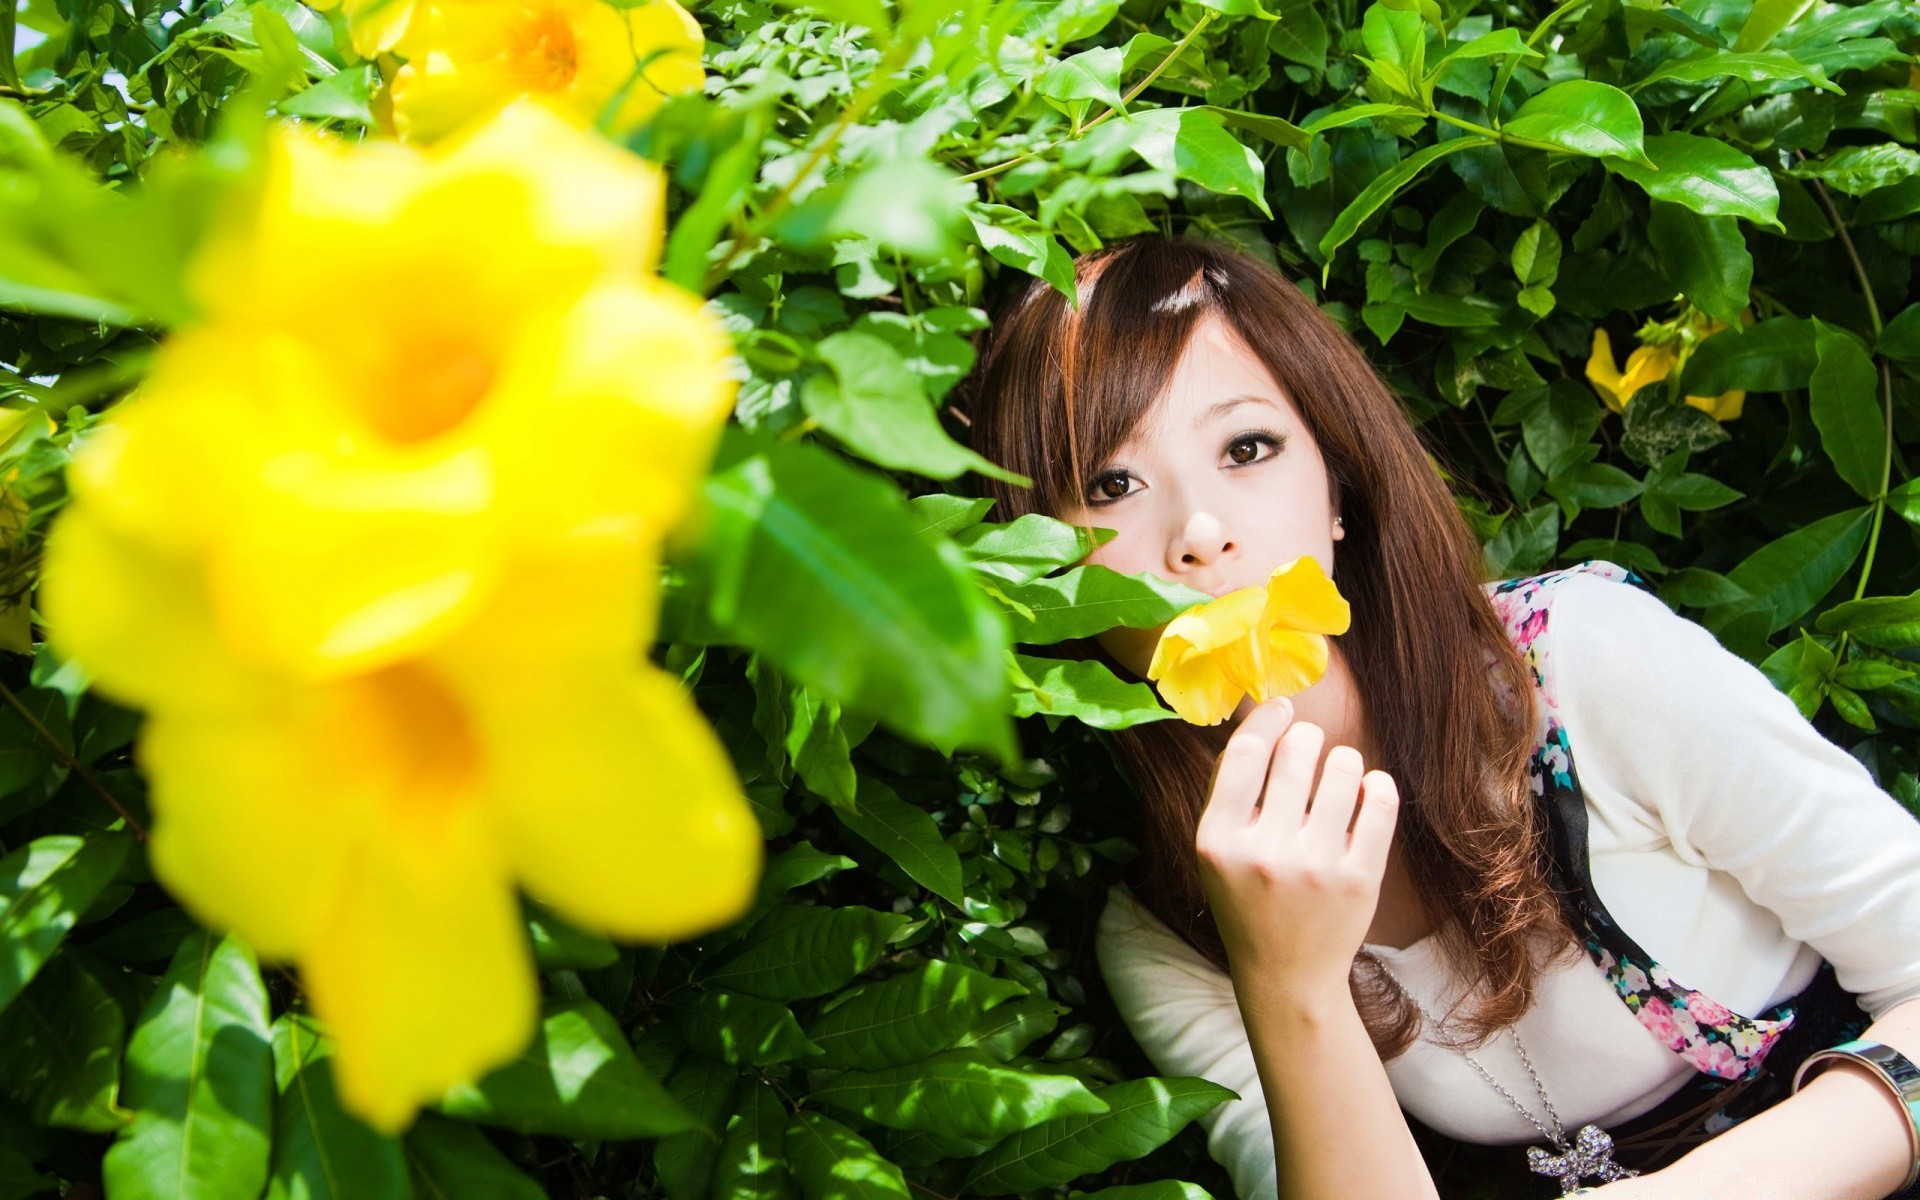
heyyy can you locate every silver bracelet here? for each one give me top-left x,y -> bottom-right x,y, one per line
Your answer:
1792,1038 -> 1920,1192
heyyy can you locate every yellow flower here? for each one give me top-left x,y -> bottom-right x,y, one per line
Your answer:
1147,557 -> 1351,726
1585,328 -> 1677,415
38,100 -> 759,1132
307,0 -> 423,59
388,0 -> 706,143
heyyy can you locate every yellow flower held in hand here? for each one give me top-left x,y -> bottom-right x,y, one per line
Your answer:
389,0 -> 706,142
1147,556 -> 1351,726
39,100 -> 759,1132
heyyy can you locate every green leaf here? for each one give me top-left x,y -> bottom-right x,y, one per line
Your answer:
1760,631 -> 1835,717
910,494 -> 997,538
1878,304 -> 1920,362
1035,48 -> 1124,110
1809,319 -> 1886,499
1504,81 -> 1649,164
966,204 -> 1076,302
1545,462 -> 1644,512
1735,0 -> 1816,51
712,1081 -> 794,1200
1633,50 -> 1839,94
103,931 -> 273,1200
1009,655 -> 1177,730
785,1113 -> 910,1200
266,1015 -> 408,1200
437,999 -> 696,1139
0,685 -> 72,810
1790,144 -> 1920,196
1647,201 -> 1752,326
1202,108 -> 1311,154
835,778 -> 965,906
1722,507 -> 1873,633
0,951 -> 126,1132
689,436 -> 1015,762
803,331 -> 1023,484
1604,133 -> 1780,227
804,960 -> 1028,1069
1266,0 -> 1328,70
664,991 -> 819,1067
824,159 -> 968,262
996,565 -> 1210,644
1124,109 -> 1271,217
527,901 -> 619,972
0,833 -> 129,1016
948,996 -> 1067,1061
698,905 -> 909,1000
1361,5 -> 1426,89
1318,137 -> 1490,263
1678,316 -> 1817,394
1073,1185 -> 1216,1200
954,515 -> 1106,585
276,64 -> 375,124
1817,592 -> 1920,650
961,1077 -> 1236,1194
652,1057 -> 739,1200
810,1047 -> 1108,1139
404,1114 -> 545,1200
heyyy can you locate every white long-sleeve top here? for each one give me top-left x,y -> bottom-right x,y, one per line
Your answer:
1094,568 -> 1920,1200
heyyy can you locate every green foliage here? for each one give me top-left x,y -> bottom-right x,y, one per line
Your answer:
2,0 -> 1919,1196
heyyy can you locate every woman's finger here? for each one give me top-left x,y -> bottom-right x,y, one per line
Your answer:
1200,698 -> 1295,832
1301,743 -> 1365,855
1258,718 -> 1324,829
1346,769 -> 1401,878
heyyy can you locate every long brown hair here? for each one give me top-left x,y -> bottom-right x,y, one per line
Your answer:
955,235 -> 1578,1057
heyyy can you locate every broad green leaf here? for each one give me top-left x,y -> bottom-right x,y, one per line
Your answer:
1318,138 -> 1490,262
1125,109 -> 1271,217
910,494 -> 997,537
1034,48 -> 1124,109
712,1081 -> 793,1200
698,905 -> 908,1000
1878,304 -> 1920,362
835,778 -> 965,906
823,159 -> 968,262
996,565 -> 1210,644
0,684 -> 73,809
1647,201 -> 1752,326
1722,507 -> 1873,633
1361,5 -> 1425,87
785,1113 -> 909,1200
1266,0 -> 1328,70
1819,592 -> 1920,650
1204,108 -> 1311,154
1790,145 -> 1920,196
276,64 -> 375,123
103,931 -> 273,1200
1734,0 -> 1815,50
1427,27 -> 1540,80
966,204 -> 1076,301
954,515 -> 1106,585
690,436 -> 1015,762
0,832 -> 129,1015
404,1114 -> 546,1200
961,1077 -> 1236,1194
1503,81 -> 1649,164
527,901 -> 618,972
664,990 -> 819,1067
1188,0 -> 1275,16
804,960 -> 1027,1069
1010,655 -> 1177,729
652,1056 -> 739,1200
1632,50 -> 1838,94
1604,133 -> 1780,227
786,686 -> 857,809
1678,316 -> 1817,394
1809,320 -> 1886,499
1075,1185 -> 1216,1200
1300,103 -> 1428,134
0,951 -> 125,1132
1545,462 -> 1644,513
266,1016 -> 408,1200
804,331 -> 1023,484
809,1047 -> 1107,1139
948,995 -> 1067,1061
1760,631 -> 1835,718
437,999 -> 696,1139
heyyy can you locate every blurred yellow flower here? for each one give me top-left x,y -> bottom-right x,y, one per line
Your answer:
39,100 -> 759,1132
1148,557 -> 1351,726
307,0 -> 422,59
389,0 -> 706,143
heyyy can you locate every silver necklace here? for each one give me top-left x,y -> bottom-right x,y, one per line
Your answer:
1359,949 -> 1639,1196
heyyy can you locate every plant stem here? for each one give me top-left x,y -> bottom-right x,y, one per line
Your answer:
0,678 -> 148,841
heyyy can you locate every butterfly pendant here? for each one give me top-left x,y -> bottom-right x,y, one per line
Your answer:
1526,1124 -> 1640,1195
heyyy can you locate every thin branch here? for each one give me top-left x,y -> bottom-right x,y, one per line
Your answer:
0,676 -> 148,841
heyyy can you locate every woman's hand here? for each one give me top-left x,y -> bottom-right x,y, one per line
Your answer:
1195,696 -> 1400,1007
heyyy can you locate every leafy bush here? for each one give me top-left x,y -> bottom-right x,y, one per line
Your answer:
0,0 -> 1917,1196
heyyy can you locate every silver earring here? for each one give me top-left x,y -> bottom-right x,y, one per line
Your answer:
1335,517 -> 1345,528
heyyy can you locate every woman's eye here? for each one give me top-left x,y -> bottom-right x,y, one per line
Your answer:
1226,432 -> 1281,466
1090,472 -> 1136,503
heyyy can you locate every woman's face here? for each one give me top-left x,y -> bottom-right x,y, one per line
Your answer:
1055,311 -> 1344,687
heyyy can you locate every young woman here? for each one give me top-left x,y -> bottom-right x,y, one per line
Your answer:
957,236 -> 1920,1200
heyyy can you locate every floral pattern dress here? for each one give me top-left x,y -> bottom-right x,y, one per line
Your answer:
1418,561 -> 1888,1196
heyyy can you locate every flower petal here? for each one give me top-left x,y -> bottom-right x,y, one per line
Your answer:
1247,628 -> 1332,702
1152,643 -> 1247,726
476,661 -> 761,940
1258,556 -> 1351,636
302,806 -> 534,1134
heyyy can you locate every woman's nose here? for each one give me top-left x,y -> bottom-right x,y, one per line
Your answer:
1173,509 -> 1235,568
